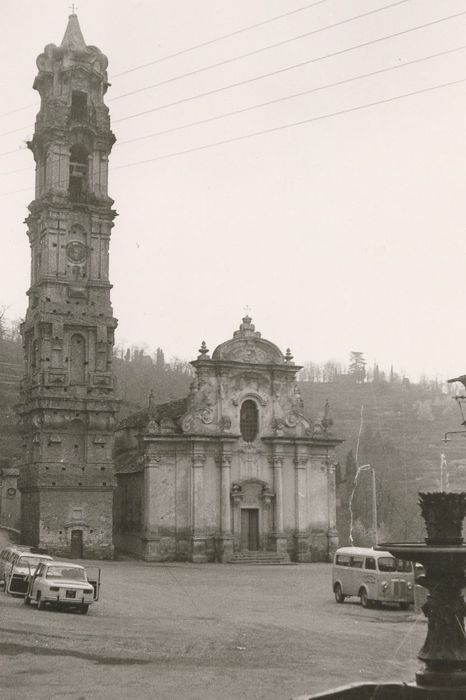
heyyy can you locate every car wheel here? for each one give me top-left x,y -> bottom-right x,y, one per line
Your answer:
399,602 -> 410,610
80,604 -> 89,615
24,594 -> 31,606
1,579 -> 6,593
37,593 -> 46,611
334,584 -> 345,604
359,589 -> 372,608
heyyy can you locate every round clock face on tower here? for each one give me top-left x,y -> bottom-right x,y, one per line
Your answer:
66,241 -> 87,263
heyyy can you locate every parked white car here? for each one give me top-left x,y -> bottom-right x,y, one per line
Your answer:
25,561 -> 100,614
0,545 -> 32,583
4,551 -> 53,596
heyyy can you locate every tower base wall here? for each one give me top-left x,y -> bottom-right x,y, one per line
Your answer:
20,488 -> 114,560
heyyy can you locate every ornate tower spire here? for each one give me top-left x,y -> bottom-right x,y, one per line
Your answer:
61,13 -> 86,50
18,15 -> 119,559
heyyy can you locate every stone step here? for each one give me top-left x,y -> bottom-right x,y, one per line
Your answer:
228,552 -> 291,565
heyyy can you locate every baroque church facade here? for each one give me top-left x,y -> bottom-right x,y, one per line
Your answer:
18,14 -> 119,559
17,14 -> 341,562
113,316 -> 341,563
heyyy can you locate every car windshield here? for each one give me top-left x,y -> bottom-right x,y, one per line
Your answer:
18,556 -> 49,568
46,566 -> 86,581
378,557 -> 412,573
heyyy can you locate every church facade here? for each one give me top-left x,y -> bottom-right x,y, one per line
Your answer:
113,317 -> 341,563
17,14 -> 119,559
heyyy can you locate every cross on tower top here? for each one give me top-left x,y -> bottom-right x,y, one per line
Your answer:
243,305 -> 252,316
69,3 -> 78,14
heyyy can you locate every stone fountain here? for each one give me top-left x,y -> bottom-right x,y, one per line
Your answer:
297,491 -> 466,699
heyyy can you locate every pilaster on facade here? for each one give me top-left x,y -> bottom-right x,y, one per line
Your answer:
294,446 -> 311,562
215,448 -> 233,562
191,444 -> 207,562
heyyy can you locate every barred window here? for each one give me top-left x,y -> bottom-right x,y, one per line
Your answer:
240,400 -> 258,442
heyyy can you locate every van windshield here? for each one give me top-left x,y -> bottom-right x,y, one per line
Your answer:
378,557 -> 412,573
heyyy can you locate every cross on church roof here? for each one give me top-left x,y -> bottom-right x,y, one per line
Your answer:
69,3 -> 78,13
243,305 -> 252,316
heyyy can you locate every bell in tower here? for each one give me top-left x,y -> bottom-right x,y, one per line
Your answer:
17,12 -> 120,560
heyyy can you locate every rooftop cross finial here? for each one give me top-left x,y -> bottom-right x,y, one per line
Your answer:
69,3 -> 78,14
243,305 -> 252,316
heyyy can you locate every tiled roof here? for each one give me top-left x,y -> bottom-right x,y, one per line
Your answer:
116,397 -> 188,430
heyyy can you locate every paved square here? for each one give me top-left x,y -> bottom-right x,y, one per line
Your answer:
0,560 -> 425,700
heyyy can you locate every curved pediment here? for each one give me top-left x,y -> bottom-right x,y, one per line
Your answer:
212,316 -> 285,365
213,337 -> 284,364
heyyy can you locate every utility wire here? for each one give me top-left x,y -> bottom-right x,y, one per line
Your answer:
111,0 -> 332,79
0,146 -> 28,160
115,44 -> 466,147
110,76 -> 466,170
0,2 -> 331,124
1,74 -> 464,196
112,9 -> 466,125
110,0 -> 410,103
0,103 -> 36,119
1,4 -> 464,140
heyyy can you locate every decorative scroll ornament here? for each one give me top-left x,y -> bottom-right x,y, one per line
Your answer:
181,407 -> 214,433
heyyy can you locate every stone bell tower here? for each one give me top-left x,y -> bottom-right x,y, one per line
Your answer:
17,13 -> 119,559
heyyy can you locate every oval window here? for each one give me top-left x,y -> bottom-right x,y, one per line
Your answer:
240,400 -> 258,442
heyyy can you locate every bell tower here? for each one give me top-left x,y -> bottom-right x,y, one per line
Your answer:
18,13 -> 119,559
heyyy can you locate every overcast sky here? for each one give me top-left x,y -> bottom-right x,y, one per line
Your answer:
1,0 -> 466,380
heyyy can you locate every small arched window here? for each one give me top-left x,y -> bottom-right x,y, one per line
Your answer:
240,400 -> 259,442
69,144 -> 88,202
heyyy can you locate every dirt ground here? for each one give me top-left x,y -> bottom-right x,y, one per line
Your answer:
0,551 -> 426,700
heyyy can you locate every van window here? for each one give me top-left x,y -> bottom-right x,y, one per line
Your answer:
335,554 -> 351,567
364,557 -> 376,570
378,557 -> 412,573
350,556 -> 364,569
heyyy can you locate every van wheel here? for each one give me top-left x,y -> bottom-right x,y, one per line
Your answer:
359,589 -> 372,608
37,593 -> 46,611
334,584 -> 345,604
399,602 -> 409,610
80,604 -> 89,615
24,594 -> 31,606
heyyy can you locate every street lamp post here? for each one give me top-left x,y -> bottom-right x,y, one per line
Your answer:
350,463 -> 377,545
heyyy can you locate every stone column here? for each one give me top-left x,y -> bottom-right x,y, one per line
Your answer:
327,458 -> 339,559
191,444 -> 207,563
216,450 -> 233,562
272,448 -> 289,558
294,448 -> 311,562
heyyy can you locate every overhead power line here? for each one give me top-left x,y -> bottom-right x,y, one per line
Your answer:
0,2 -> 331,123
110,0 -> 410,103
111,0 -> 332,79
110,76 -> 466,169
1,74 -> 465,198
0,103 -> 36,120
0,146 -> 28,160
115,44 -> 466,148
1,4 -> 464,142
112,8 -> 466,126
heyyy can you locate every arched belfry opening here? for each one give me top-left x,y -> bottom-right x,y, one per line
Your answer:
69,144 -> 88,202
71,90 -> 88,120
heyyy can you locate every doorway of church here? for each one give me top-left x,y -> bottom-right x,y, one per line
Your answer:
240,509 -> 259,551
70,529 -> 83,559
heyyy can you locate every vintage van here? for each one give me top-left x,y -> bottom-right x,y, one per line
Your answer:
332,546 -> 415,609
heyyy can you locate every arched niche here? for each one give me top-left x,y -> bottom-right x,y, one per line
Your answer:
63,419 -> 86,465
70,333 -> 86,384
